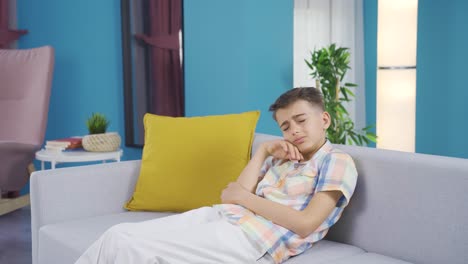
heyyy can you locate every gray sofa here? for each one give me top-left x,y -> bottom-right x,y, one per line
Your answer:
30,133 -> 468,264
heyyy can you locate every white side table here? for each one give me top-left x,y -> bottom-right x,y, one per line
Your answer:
35,149 -> 123,170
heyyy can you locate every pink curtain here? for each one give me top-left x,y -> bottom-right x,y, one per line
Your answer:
135,0 -> 184,117
0,0 -> 27,49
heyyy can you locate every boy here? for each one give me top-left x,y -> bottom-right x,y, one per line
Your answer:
76,87 -> 357,264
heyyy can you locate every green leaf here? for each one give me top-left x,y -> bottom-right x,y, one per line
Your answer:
349,133 -> 359,145
357,135 -> 363,145
366,133 -> 377,142
344,82 -> 358,87
305,59 -> 314,70
343,87 -> 355,97
337,104 -> 349,115
340,87 -> 349,101
361,135 -> 370,144
362,124 -> 375,131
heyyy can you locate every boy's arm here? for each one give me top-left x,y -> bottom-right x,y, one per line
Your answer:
235,145 -> 270,193
236,140 -> 302,193
237,189 -> 342,238
223,152 -> 357,238
222,183 -> 341,238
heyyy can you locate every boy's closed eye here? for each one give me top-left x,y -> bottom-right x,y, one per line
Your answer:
282,119 -> 306,131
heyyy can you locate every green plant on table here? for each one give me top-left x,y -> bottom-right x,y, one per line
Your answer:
86,113 -> 110,134
305,43 -> 376,146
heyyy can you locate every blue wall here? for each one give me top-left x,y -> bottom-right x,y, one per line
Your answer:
17,0 -> 143,163
416,0 -> 468,158
364,0 -> 468,158
16,0 -> 141,194
363,0 -> 378,148
184,0 -> 293,135
17,1 -> 293,192
18,0 -> 293,148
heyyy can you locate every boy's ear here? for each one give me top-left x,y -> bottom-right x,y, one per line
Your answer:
322,111 -> 331,130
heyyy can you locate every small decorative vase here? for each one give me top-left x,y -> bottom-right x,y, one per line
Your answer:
82,132 -> 121,152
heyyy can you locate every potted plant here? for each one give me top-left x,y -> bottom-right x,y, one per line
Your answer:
305,43 -> 376,145
82,113 -> 121,152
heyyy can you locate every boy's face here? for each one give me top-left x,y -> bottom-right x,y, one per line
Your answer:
275,99 -> 330,160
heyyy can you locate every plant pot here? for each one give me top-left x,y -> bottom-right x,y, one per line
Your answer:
82,132 -> 121,152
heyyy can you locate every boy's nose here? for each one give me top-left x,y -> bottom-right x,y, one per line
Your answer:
291,127 -> 300,136
289,122 -> 301,136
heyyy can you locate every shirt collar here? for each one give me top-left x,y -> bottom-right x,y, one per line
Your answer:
312,138 -> 333,161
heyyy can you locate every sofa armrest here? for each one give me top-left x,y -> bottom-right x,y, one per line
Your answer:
30,160 -> 141,263
30,159 -> 141,226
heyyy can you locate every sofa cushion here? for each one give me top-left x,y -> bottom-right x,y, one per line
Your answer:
331,252 -> 413,264
283,240 -> 365,263
38,211 -> 175,264
38,210 -> 367,264
125,111 -> 260,212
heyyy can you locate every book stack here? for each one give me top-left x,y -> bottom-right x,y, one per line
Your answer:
45,137 -> 83,152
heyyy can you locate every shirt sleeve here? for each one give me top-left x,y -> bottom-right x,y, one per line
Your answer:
316,151 -> 358,208
259,156 -> 275,180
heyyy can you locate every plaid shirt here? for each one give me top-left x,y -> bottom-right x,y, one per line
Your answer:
215,140 -> 358,263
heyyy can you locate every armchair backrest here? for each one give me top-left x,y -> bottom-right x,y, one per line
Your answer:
0,46 -> 54,146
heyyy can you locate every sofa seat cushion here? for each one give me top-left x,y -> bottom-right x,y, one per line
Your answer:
39,211 -> 376,264
332,252 -> 413,264
284,240 -> 365,263
38,211 -> 175,264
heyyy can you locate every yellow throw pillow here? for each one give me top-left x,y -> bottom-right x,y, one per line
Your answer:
125,111 -> 260,212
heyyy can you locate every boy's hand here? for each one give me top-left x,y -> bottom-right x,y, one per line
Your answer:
262,140 -> 304,161
221,182 -> 249,205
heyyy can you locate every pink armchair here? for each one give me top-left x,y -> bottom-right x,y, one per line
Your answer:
0,46 -> 54,211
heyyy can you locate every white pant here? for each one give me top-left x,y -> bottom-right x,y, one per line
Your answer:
75,207 -> 274,264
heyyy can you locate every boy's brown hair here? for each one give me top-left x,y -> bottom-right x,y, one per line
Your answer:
269,87 -> 325,120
